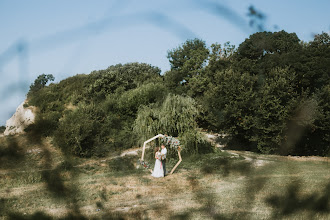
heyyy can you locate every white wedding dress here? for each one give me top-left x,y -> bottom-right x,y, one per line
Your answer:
151,152 -> 164,178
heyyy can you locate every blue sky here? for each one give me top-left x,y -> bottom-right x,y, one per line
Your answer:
0,0 -> 329,125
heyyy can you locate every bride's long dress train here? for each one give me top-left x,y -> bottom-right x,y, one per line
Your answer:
151,158 -> 164,178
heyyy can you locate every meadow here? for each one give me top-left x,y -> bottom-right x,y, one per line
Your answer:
0,134 -> 329,219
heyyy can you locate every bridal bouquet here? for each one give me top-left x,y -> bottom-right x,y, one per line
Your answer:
158,153 -> 166,160
155,152 -> 165,160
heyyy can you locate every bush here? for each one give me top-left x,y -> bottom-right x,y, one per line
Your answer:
106,82 -> 168,117
53,105 -> 103,157
53,102 -> 139,157
25,111 -> 62,137
88,63 -> 162,101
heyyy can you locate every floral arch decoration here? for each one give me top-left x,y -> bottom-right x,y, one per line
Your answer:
139,134 -> 182,175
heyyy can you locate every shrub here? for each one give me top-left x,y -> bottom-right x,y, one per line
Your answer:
53,105 -> 103,157
88,63 -> 162,100
25,111 -> 62,137
106,82 -> 167,117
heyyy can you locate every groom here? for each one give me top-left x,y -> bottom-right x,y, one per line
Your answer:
161,144 -> 167,176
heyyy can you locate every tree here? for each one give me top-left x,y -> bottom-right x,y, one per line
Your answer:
188,42 -> 235,99
165,39 -> 209,90
294,85 -> 330,156
133,94 -> 212,154
88,63 -> 162,100
133,94 -> 199,139
236,31 -> 300,60
204,67 -> 301,154
29,74 -> 55,93
310,32 -> 330,47
252,68 -> 299,154
203,68 -> 258,149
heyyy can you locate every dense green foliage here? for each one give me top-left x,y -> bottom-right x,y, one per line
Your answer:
28,74 -> 55,94
26,31 -> 330,157
164,31 -> 329,156
133,94 -> 213,155
169,31 -> 330,155
27,63 -> 212,157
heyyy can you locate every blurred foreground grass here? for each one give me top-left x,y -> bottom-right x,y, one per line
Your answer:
0,134 -> 329,219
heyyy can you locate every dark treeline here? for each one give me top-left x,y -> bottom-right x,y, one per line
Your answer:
26,30 -> 330,157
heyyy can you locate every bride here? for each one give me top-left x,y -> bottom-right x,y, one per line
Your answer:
151,147 -> 164,178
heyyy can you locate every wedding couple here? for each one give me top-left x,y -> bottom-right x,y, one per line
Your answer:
151,144 -> 167,178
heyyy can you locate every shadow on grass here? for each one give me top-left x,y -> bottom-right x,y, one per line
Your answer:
0,136 -> 25,169
1,134 -> 329,219
266,181 -> 330,219
171,151 -> 330,219
0,134 -> 87,219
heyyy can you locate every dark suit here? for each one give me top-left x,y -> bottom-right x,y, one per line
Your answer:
161,147 -> 167,176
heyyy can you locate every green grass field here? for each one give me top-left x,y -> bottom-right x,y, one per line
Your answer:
0,134 -> 329,219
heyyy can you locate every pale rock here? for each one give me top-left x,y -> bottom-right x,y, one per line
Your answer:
4,100 -> 35,135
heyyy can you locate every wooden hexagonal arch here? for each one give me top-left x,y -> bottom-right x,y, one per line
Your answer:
140,134 -> 182,175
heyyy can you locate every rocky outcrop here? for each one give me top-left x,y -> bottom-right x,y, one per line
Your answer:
4,100 -> 35,135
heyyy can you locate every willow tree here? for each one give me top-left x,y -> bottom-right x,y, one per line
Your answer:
133,94 -> 212,154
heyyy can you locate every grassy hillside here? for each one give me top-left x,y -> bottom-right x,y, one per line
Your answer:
0,134 -> 329,219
